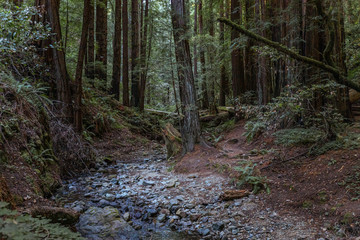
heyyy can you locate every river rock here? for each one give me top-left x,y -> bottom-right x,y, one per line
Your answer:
157,213 -> 166,222
123,212 -> 130,221
212,221 -> 225,231
78,206 -> 139,240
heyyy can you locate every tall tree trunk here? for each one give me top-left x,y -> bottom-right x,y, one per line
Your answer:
74,0 -> 91,132
208,1 -> 217,114
131,0 -> 140,107
256,0 -> 272,104
198,0 -> 208,109
170,0 -> 202,154
219,0 -> 228,106
231,0 -> 245,98
86,0 -> 95,79
244,0 -> 257,95
122,0 -> 130,106
193,1 -> 198,90
139,0 -> 149,111
64,0 -> 69,55
40,0 -> 72,119
111,0 -> 122,100
96,0 -> 108,81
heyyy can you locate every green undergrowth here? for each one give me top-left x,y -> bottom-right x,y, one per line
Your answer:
0,202 -> 83,240
337,166 -> 360,201
82,80 -> 165,141
231,160 -> 270,194
273,128 -> 325,146
205,118 -> 236,143
0,70 -> 62,197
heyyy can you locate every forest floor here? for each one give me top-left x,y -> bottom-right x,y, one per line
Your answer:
56,119 -> 360,239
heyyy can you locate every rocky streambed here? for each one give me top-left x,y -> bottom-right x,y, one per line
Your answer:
56,153 -> 335,240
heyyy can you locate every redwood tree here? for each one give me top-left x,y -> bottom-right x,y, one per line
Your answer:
35,0 -> 72,118
139,0 -> 150,111
74,0 -> 91,132
198,0 -> 208,109
122,0 -> 130,106
131,0 -> 140,107
96,0 -> 108,81
111,0 -> 122,100
170,0 -> 202,153
231,0 -> 245,98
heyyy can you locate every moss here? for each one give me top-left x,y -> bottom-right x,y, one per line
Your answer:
341,212 -> 354,225
11,194 -> 24,205
0,150 -> 8,164
302,200 -> 313,209
40,172 -> 60,197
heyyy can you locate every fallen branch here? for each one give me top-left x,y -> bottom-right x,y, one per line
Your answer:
218,17 -> 360,93
220,190 -> 250,201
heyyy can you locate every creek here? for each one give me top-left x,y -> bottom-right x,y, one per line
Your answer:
56,151 -> 334,240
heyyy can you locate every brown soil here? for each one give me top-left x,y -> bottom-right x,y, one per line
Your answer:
174,120 -> 360,237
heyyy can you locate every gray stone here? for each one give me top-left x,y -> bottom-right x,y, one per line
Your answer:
147,208 -> 158,216
212,221 -> 225,231
157,213 -> 166,222
198,228 -> 211,236
169,199 -> 179,206
144,180 -> 156,186
78,207 -> 139,240
166,180 -> 177,188
123,212 -> 130,221
104,193 -> 115,201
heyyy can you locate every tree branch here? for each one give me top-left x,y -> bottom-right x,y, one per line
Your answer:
218,17 -> 360,92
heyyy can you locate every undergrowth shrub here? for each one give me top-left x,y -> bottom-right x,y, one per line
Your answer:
273,128 -> 325,146
0,202 -> 83,240
232,161 -> 270,194
242,83 -> 350,154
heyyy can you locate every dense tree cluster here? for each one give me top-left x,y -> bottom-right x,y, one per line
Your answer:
3,0 -> 359,153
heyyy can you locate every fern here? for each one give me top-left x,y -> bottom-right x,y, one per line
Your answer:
0,202 -> 84,240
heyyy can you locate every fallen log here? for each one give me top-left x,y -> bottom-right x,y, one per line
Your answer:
350,89 -> 360,104
30,206 -> 80,226
145,109 -> 179,117
220,190 -> 250,201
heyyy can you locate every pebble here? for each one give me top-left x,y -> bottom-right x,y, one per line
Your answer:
58,153 -> 337,240
157,213 -> 166,222
123,212 -> 130,221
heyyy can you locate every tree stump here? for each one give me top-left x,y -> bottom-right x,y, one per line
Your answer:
162,123 -> 182,159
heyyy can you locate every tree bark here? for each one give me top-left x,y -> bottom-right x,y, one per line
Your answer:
43,0 -> 72,119
207,1 -> 217,114
198,0 -> 208,109
219,0 -> 228,106
74,0 -> 91,132
122,0 -> 130,106
96,0 -> 108,81
111,0 -> 122,100
171,0 -> 202,154
131,0 -> 140,107
139,0 -> 150,111
193,0 -> 198,88
86,0 -> 95,79
230,0 -> 245,98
